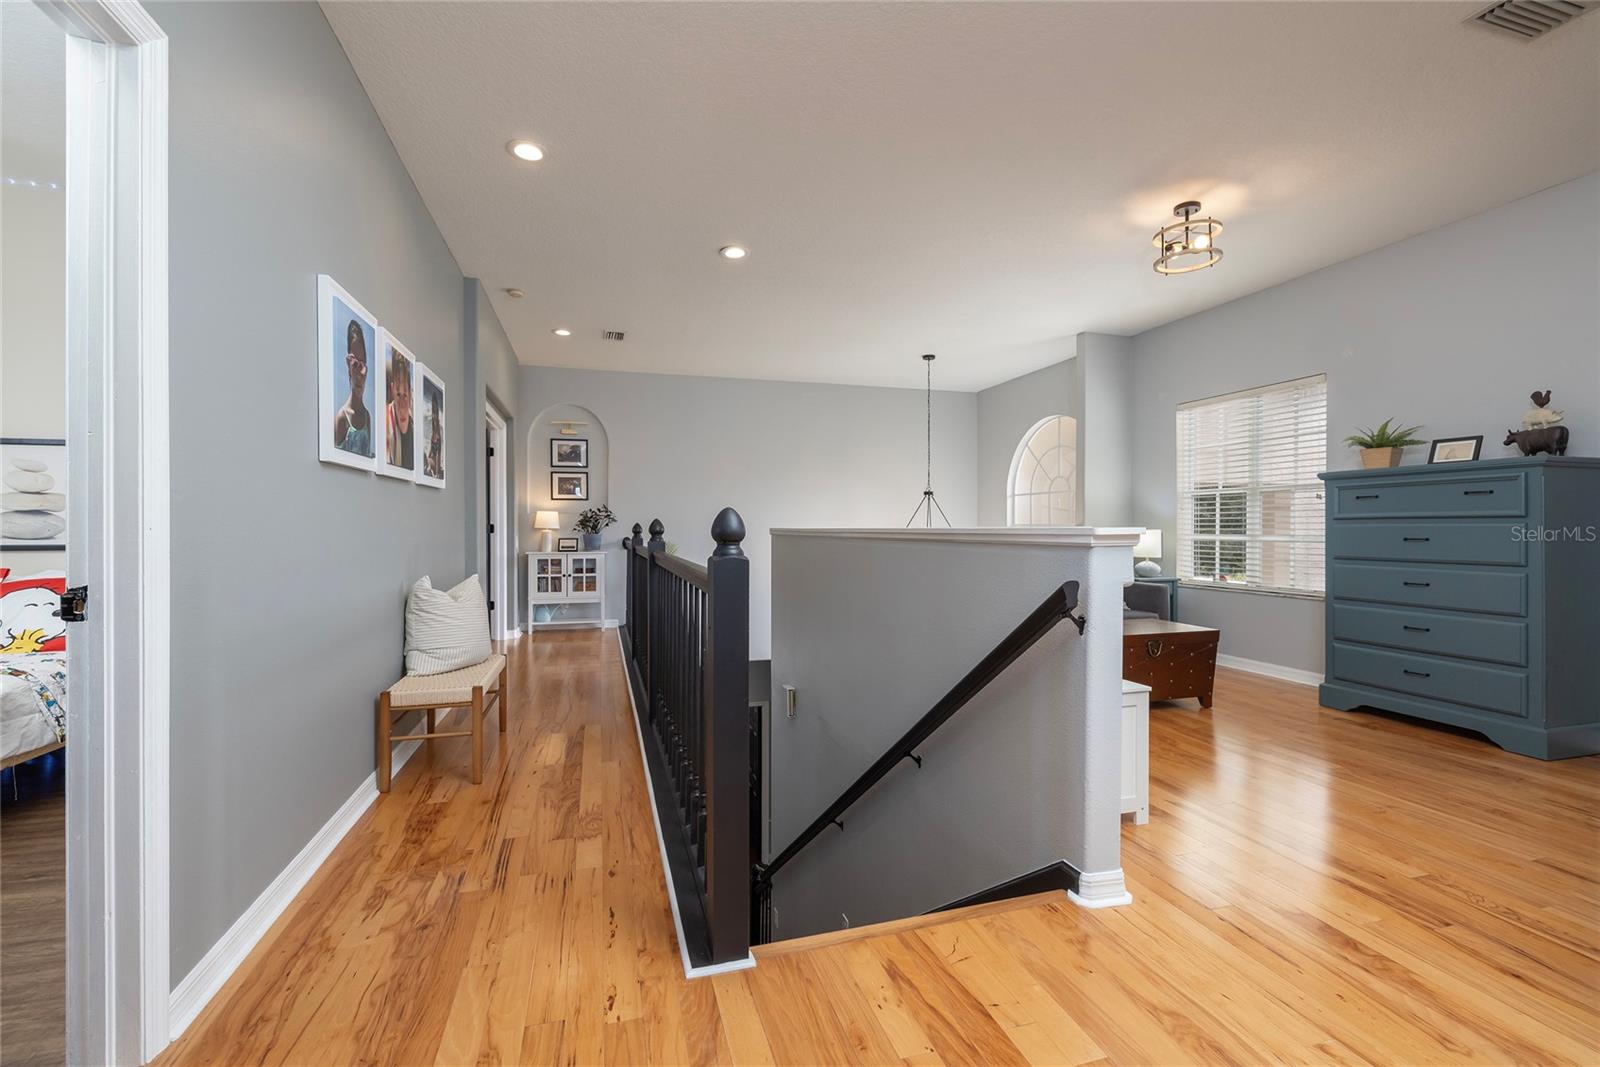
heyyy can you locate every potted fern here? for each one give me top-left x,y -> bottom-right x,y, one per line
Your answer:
574,505 -> 616,550
1344,419 -> 1424,469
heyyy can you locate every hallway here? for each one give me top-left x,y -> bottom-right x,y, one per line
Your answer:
160,629 -> 1599,1065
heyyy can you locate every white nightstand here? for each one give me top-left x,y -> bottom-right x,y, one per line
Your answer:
1121,678 -> 1150,824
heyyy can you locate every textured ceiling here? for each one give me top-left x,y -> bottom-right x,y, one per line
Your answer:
324,1 -> 1599,391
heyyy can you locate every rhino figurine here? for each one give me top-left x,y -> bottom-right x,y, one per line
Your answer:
1504,425 -> 1569,456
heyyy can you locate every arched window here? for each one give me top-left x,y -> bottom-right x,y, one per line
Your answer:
1008,416 -> 1079,526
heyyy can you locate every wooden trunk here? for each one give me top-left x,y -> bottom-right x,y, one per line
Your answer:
1123,621 -> 1220,708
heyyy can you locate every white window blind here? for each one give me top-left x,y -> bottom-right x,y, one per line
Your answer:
1175,374 -> 1327,595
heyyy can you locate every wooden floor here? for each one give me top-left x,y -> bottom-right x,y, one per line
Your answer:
0,751 -> 67,1067
161,629 -> 1600,1066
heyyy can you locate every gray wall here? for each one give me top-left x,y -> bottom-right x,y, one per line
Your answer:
516,365 -> 978,659
973,356 -> 1075,527
1077,333 -> 1135,527
466,279 -> 520,629
159,1 -> 473,981
767,531 -> 1130,938
1129,172 -> 1600,674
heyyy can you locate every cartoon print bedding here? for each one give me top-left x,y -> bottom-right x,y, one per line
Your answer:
1,569 -> 68,763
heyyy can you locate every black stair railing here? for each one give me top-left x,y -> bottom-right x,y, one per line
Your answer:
752,580 -> 1086,914
621,509 -> 751,967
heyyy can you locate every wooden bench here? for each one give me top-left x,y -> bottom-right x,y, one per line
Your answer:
378,653 -> 507,791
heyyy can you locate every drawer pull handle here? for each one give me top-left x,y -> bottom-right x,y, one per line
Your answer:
1354,494 -> 1380,500
1146,639 -> 1164,658
1402,625 -> 1432,633
1403,669 -> 1431,678
1402,581 -> 1431,588
1402,536 -> 1430,543
1462,489 -> 1495,496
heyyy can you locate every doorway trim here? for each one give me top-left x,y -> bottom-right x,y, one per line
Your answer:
45,0 -> 171,1062
485,402 -> 510,640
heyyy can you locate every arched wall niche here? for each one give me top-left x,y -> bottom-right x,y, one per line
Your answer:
526,402 -> 610,542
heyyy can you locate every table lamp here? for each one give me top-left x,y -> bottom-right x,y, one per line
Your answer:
1134,528 -> 1163,578
534,510 -> 561,552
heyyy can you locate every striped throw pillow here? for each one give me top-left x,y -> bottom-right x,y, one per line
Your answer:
404,574 -> 492,675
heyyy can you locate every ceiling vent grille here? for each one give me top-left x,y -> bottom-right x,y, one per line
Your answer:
602,330 -> 626,341
1468,0 -> 1595,39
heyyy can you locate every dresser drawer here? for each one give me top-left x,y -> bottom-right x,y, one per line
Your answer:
1331,603 -> 1527,666
1331,563 -> 1526,616
1331,473 -> 1526,520
1330,642 -> 1527,718
1328,522 -> 1525,566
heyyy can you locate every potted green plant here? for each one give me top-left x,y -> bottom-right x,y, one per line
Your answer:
574,505 -> 616,550
1344,419 -> 1425,469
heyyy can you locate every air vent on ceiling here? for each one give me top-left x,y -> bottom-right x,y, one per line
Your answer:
602,330 -> 626,341
1468,0 -> 1595,39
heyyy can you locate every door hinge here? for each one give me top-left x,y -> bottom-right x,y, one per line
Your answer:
488,446 -> 495,457
489,522 -> 495,534
62,585 -> 89,623
488,600 -> 496,611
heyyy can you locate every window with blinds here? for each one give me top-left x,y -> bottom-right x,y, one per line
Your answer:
1175,374 -> 1327,595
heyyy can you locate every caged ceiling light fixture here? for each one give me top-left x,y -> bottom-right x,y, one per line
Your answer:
1152,200 -> 1223,275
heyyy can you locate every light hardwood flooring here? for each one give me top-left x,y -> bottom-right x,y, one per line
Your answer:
160,629 -> 1600,1065
0,751 -> 67,1067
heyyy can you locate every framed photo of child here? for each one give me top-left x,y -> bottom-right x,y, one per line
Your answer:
318,275 -> 379,471
376,331 -> 419,480
415,362 -> 447,489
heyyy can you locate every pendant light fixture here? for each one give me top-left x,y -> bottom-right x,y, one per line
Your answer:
905,353 -> 952,528
1153,200 -> 1223,275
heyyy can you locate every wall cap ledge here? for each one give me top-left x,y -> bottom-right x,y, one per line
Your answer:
770,527 -> 1144,548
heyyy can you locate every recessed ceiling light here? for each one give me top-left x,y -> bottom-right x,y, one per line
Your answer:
507,140 -> 545,162
719,245 -> 748,260
552,328 -> 571,337
504,288 -> 525,299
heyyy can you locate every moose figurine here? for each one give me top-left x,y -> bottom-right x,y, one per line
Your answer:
1505,425 -> 1569,456
1507,389 -> 1569,455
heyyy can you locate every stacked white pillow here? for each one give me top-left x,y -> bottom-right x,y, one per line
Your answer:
404,574 -> 492,675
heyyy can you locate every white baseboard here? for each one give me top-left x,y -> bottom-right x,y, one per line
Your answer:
613,629 -> 755,980
167,739 -> 421,1039
1068,867 -> 1133,909
1215,653 -> 1324,688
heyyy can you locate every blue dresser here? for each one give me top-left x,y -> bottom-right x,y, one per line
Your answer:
1318,456 -> 1600,759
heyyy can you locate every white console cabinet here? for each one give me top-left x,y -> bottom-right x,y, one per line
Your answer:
1121,678 -> 1150,824
528,552 -> 605,629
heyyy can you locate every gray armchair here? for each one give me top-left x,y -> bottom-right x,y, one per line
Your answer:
1124,581 -> 1171,621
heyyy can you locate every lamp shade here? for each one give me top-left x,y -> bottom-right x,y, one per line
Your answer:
534,510 -> 561,531
1134,528 -> 1162,560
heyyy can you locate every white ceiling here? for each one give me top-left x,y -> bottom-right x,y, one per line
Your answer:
2,1 -> 67,182
324,1 -> 1599,392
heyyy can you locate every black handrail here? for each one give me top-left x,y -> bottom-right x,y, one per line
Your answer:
753,580 -> 1085,894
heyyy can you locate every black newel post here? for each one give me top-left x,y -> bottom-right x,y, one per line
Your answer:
703,507 -> 751,963
646,520 -> 665,725
626,522 -> 643,661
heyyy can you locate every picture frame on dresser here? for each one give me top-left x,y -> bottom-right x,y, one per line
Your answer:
1317,456 -> 1600,760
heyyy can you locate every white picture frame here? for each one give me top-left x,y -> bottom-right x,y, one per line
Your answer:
1,438 -> 68,549
376,330 -> 419,480
415,361 -> 447,488
317,274 -> 379,471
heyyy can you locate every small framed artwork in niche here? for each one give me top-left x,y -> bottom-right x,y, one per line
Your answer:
317,274 -> 379,471
415,362 -> 447,488
550,438 -> 588,468
551,472 -> 588,500
1427,435 -> 1482,464
556,536 -> 579,552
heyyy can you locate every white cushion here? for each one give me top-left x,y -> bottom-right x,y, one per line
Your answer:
404,574 -> 491,676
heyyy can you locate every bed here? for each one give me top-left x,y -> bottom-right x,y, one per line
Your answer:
0,571 -> 67,769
